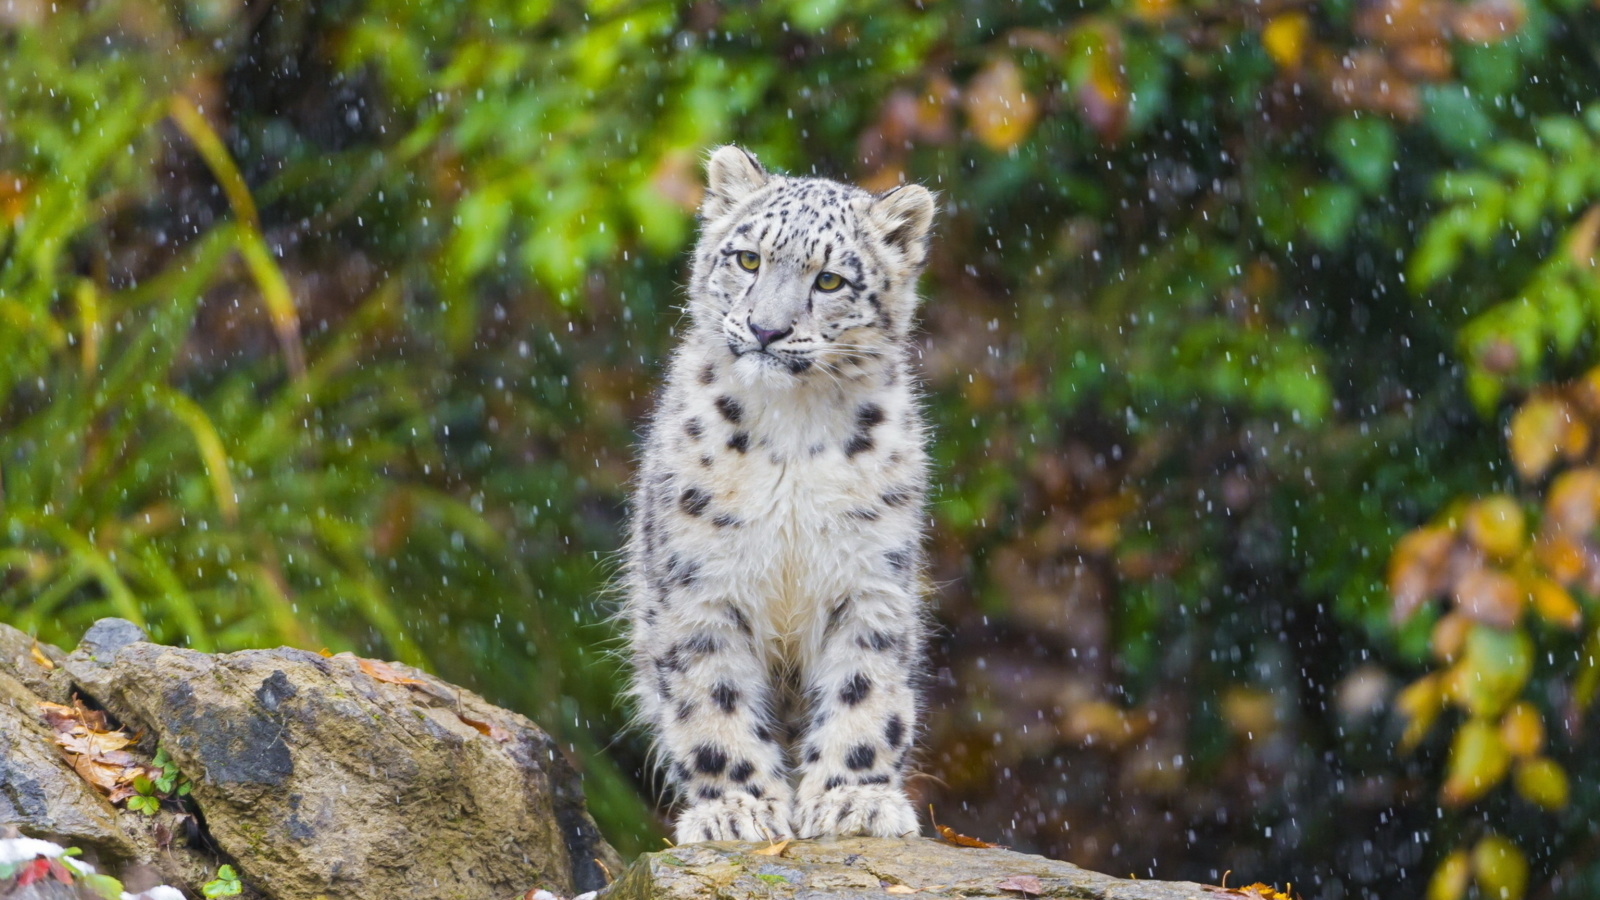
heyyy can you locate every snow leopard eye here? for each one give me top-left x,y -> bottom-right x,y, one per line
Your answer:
814,271 -> 845,292
736,250 -> 761,272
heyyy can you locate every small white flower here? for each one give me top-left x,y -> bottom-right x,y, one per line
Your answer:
0,837 -> 66,865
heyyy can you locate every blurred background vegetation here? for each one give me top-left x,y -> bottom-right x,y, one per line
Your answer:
4,0 -> 1600,897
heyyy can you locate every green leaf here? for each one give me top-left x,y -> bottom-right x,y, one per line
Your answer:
1301,182 -> 1361,250
1328,116 -> 1396,194
1424,85 -> 1495,154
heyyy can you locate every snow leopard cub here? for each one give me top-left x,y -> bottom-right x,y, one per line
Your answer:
624,146 -> 936,843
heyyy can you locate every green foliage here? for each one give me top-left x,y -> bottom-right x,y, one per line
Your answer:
5,0 -> 1600,893
201,864 -> 242,898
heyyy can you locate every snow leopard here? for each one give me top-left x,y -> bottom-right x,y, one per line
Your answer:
623,145 -> 937,843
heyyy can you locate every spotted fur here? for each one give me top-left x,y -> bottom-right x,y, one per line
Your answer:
623,145 -> 936,842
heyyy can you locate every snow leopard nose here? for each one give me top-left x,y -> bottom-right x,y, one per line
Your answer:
748,320 -> 793,349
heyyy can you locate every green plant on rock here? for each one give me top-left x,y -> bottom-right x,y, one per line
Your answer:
201,864 -> 243,898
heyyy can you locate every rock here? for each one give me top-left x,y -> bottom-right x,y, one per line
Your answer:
0,624 -> 66,703
53,619 -> 148,703
58,635 -> 619,900
604,837 -> 1213,899
0,673 -> 134,861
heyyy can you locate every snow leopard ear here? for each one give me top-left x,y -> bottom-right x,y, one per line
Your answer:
868,184 -> 936,267
702,145 -> 769,220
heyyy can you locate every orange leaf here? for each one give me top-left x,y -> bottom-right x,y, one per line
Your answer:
964,58 -> 1039,152
1390,526 -> 1456,620
458,714 -> 512,742
1498,702 -> 1544,758
930,805 -> 1007,848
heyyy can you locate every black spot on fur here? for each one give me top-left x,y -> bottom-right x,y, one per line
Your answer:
676,701 -> 696,722
787,357 -> 813,374
682,632 -> 722,657
664,553 -> 699,587
824,775 -> 846,791
845,403 -> 886,458
885,548 -> 912,572
860,773 -> 892,785
824,597 -> 851,636
712,513 -> 738,527
673,762 -> 691,782
857,403 -> 886,429
881,487 -> 914,507
744,784 -> 765,798
715,395 -> 744,424
755,724 -> 779,744
699,363 -> 717,385
697,784 -> 723,801
729,760 -> 755,783
805,747 -> 821,764
847,507 -> 880,521
684,418 -> 704,440
700,454 -> 715,468
840,673 -> 872,706
726,604 -> 753,636
712,681 -> 741,714
845,744 -> 876,771
858,631 -> 901,652
727,431 -> 750,453
693,744 -> 728,776
679,487 -> 711,517
885,714 -> 905,748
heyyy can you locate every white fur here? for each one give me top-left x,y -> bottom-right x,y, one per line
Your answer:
623,147 -> 935,842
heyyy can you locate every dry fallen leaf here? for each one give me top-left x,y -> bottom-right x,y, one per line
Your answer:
885,885 -> 918,895
357,657 -> 427,686
30,642 -> 55,670
997,874 -> 1044,896
752,838 -> 791,857
37,698 -> 148,802
457,714 -> 512,742
929,804 -> 1007,849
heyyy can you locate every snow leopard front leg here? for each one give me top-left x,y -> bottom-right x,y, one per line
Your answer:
793,585 -> 923,838
635,592 -> 794,843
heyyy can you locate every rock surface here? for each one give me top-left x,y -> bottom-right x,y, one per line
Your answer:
1,620 -> 620,900
604,837 -> 1216,900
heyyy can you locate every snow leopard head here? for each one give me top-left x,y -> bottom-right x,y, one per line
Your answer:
689,146 -> 935,384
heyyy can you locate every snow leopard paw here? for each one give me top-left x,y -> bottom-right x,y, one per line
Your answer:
793,782 -> 919,838
675,790 -> 792,843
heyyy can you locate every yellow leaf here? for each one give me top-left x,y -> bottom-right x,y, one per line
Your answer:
886,886 -> 918,895
1262,13 -> 1311,69
1527,576 -> 1582,630
1397,675 -> 1444,752
752,839 -> 791,857
1508,395 -> 1570,480
1427,850 -> 1471,900
29,642 -> 54,671
1441,718 -> 1511,807
1472,834 -> 1528,900
1513,756 -> 1569,810
1464,495 -> 1525,559
964,58 -> 1038,152
1498,702 -> 1544,758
